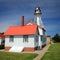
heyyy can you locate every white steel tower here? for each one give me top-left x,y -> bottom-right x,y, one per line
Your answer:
34,6 -> 44,49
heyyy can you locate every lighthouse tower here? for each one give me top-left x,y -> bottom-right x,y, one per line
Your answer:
34,6 -> 46,49
34,6 -> 43,27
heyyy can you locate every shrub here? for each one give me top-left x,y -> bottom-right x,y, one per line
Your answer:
0,45 -> 4,49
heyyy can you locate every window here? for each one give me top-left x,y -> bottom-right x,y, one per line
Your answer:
9,36 -> 14,42
35,36 -> 38,42
41,35 -> 43,41
23,35 -> 28,42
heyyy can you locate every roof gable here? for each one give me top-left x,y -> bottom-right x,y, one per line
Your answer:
26,20 -> 35,25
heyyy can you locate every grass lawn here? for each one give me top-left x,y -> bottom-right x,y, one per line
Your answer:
0,51 -> 38,60
41,43 -> 60,60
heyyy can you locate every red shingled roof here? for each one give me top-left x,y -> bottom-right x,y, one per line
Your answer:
4,25 -> 37,35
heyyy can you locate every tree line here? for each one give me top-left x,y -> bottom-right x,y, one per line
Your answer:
52,33 -> 60,43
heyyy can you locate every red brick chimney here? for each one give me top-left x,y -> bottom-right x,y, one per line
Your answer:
21,16 -> 24,26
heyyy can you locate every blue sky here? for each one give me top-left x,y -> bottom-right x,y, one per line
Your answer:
0,0 -> 60,37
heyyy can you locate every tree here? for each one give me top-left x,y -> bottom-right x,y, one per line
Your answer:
0,32 -> 4,34
52,34 -> 60,42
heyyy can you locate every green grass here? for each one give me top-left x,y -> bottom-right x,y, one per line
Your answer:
0,52 -> 38,60
41,43 -> 60,60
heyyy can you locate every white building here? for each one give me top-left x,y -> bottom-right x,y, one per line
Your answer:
4,6 -> 46,52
